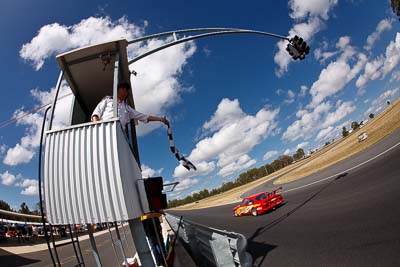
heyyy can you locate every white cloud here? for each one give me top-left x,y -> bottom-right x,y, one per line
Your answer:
130,38 -> 196,136
276,89 -> 284,95
15,179 -> 38,187
20,16 -> 145,70
203,99 -> 245,132
217,154 -> 256,177
309,37 -> 367,107
299,85 -> 308,97
274,17 -> 323,76
355,57 -> 384,90
3,144 -> 35,166
296,141 -> 309,149
364,18 -> 394,51
314,48 -> 338,63
364,88 -> 400,116
274,0 -> 338,76
289,0 -> 338,20
283,148 -> 292,155
174,178 -> 199,192
322,101 -> 356,128
282,101 -> 331,141
263,150 -> 278,161
356,33 -> 400,93
3,85 -> 73,166
317,120 -> 350,142
173,98 -> 279,179
1,171 -> 16,186
141,164 -> 163,178
390,70 -> 400,83
0,144 -> 7,155
283,100 -> 355,142
15,16 -> 197,165
173,161 -> 215,179
21,185 -> 39,196
284,90 -> 296,104
381,32 -> 400,78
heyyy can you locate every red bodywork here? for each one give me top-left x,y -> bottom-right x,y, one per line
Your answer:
233,187 -> 284,217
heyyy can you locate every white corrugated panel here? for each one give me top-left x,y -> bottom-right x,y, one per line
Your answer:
44,119 -> 149,225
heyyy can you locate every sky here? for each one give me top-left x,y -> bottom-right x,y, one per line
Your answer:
0,0 -> 399,210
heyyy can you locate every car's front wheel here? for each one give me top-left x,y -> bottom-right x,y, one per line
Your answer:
233,210 -> 238,217
251,208 -> 258,216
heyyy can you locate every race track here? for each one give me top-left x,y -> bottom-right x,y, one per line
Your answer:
170,129 -> 400,267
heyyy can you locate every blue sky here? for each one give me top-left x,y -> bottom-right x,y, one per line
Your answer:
1,0 -> 399,210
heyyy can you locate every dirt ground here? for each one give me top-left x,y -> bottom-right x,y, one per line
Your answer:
171,99 -> 400,211
275,98 -> 400,184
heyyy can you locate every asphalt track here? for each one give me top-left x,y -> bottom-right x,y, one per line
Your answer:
170,128 -> 400,267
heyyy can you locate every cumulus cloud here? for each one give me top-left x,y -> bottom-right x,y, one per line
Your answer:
21,185 -> 39,196
309,37 -> 367,107
299,85 -> 308,97
3,85 -> 73,166
0,171 -> 39,196
390,71 -> 400,83
274,0 -> 338,76
217,154 -> 256,177
356,33 -> 400,93
364,18 -> 394,51
1,171 -> 17,186
322,101 -> 355,128
296,141 -> 309,149
173,98 -> 279,179
364,88 -> 400,116
317,120 -> 350,142
173,161 -> 215,179
13,16 -> 197,165
141,164 -> 163,178
20,16 -> 145,70
282,101 -> 331,141
355,57 -> 384,90
284,90 -> 296,104
282,100 -> 355,142
174,177 -> 199,192
129,38 -> 196,136
263,150 -> 278,161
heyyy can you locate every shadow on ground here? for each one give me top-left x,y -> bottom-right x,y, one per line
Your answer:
0,248 -> 41,267
246,173 -> 348,265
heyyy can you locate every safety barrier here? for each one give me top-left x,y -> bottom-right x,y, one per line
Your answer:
165,213 -> 252,267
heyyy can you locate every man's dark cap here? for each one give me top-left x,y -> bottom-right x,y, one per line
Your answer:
117,81 -> 131,90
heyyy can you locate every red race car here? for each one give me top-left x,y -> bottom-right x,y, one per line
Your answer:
233,187 -> 284,217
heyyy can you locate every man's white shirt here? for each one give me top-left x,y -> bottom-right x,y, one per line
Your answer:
92,96 -> 149,128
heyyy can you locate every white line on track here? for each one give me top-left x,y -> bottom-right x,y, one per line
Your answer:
283,140 -> 400,194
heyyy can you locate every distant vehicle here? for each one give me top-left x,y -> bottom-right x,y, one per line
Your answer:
7,226 -> 17,237
233,187 -> 284,217
358,132 -> 368,142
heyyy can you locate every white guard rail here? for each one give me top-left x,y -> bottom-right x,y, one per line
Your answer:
165,213 -> 252,267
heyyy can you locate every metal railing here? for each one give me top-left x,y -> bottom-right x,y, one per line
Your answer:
165,213 -> 252,267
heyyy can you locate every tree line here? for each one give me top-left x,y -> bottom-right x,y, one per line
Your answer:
168,149 -> 305,208
0,200 -> 42,222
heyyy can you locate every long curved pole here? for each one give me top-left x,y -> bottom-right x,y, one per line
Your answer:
127,28 -> 290,65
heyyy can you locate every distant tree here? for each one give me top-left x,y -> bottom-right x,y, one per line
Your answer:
324,142 -> 331,146
391,0 -> 400,20
293,148 -> 305,160
369,113 -> 374,119
342,126 -> 349,137
0,200 -> 12,211
19,202 -> 30,214
351,121 -> 360,131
